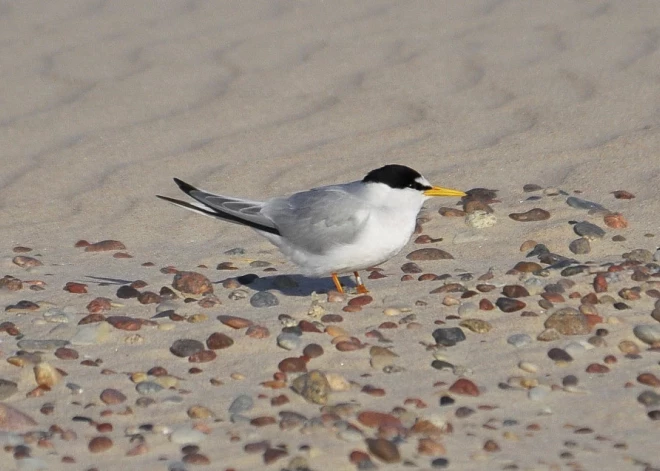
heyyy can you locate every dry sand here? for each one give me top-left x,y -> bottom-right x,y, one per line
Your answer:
1,1 -> 660,470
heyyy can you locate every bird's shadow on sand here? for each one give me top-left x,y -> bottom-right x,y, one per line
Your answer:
85,274 -> 356,297
217,273 -> 358,297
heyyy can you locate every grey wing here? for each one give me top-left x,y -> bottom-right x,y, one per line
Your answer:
159,179 -> 280,235
261,185 -> 370,254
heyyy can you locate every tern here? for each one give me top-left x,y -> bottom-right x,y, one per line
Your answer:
158,164 -> 465,294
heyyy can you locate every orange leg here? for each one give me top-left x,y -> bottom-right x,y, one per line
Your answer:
331,273 -> 344,294
354,271 -> 369,294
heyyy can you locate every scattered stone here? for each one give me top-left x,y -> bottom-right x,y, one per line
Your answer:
206,332 -> 234,350
496,297 -> 526,312
0,380 -> 18,400
170,339 -> 205,357
366,438 -> 400,463
88,436 -> 113,453
459,319 -> 492,333
569,238 -> 591,255
250,291 -> 279,307
449,378 -> 480,396
172,271 -> 213,295
291,370 -> 329,405
574,221 -> 606,240
509,208 -> 550,222
84,240 -> 126,252
604,212 -> 628,229
406,248 -> 454,260
548,348 -> 573,363
623,249 -> 653,263
502,285 -> 530,298
544,308 -> 591,335
432,327 -> 466,346
513,261 -> 542,273
100,389 -> 127,405
34,363 -> 61,388
633,325 -> 660,345
507,333 -> 532,347
217,315 -> 253,329
566,197 -> 607,212
12,256 -> 43,268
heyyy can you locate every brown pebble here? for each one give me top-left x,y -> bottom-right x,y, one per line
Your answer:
172,271 -> 213,295
182,453 -> 211,465
406,248 -> 454,261
217,315 -> 253,329
12,256 -> 43,268
88,436 -> 113,453
520,240 -> 537,252
84,240 -> 126,252
509,208 -> 550,222
206,332 -> 234,350
362,385 -> 386,396
13,246 -> 33,253
320,314 -> 343,323
263,447 -> 288,464
100,388 -> 127,405
593,274 -> 608,293
86,297 -> 112,314
495,297 -> 526,312
449,378 -> 480,396
78,313 -> 106,325
54,347 -> 79,360
401,262 -> 423,273
302,344 -> 324,359
278,357 -> 307,373
586,363 -> 610,373
348,295 -> 373,307
438,207 -> 466,217
106,316 -> 141,331
250,416 -> 277,427
245,325 -> 270,339
637,373 -> 660,387
96,423 -> 113,433
188,350 -> 217,363
502,285 -> 530,298
366,438 -> 401,463
358,411 -> 402,428
484,439 -> 500,452
271,395 -> 290,406
612,190 -> 635,199
604,212 -> 628,229
63,282 -> 87,294
137,291 -> 161,304
479,299 -> 494,310
513,261 -> 542,273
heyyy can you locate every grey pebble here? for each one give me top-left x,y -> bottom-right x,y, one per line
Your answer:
633,325 -> 660,345
169,339 -> 204,357
573,221 -> 605,240
507,333 -> 532,348
638,390 -> 660,407
16,339 -> 70,351
249,260 -> 271,268
276,332 -> 302,351
168,461 -> 188,471
66,383 -> 83,395
569,238 -> 591,254
224,247 -> 245,255
0,379 -> 18,400
623,249 -> 654,263
228,394 -> 254,414
136,381 -> 164,395
566,196 -> 608,212
548,348 -> 573,362
457,303 -> 477,316
229,413 -> 251,424
432,327 -> 466,346
249,291 -> 279,307
562,375 -> 579,387
431,360 -> 455,371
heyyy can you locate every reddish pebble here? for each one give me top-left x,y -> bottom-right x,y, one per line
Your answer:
449,378 -> 480,396
88,436 -> 113,453
278,357 -> 307,373
245,325 -> 270,339
54,347 -> 79,360
479,299 -> 494,310
113,252 -> 133,259
106,316 -> 141,331
12,256 -> 43,268
378,322 -> 397,329
96,423 -> 113,433
593,274 -> 608,293
188,350 -> 217,363
250,416 -> 277,427
137,291 -> 161,304
74,240 -> 90,247
182,453 -> 211,465
495,297 -> 526,312
357,411 -> 402,429
206,332 -> 234,350
64,282 -> 87,294
366,438 -> 401,463
586,363 -> 610,374
271,395 -> 290,406
349,450 -> 372,465
512,261 -> 542,273
368,271 -> 386,279
263,447 -> 288,464
86,297 -> 112,314
343,305 -> 362,313
509,208 -> 550,222
612,190 -> 635,199
541,292 -> 565,303
172,271 -> 213,295
604,212 -> 628,229
78,314 -> 106,325
362,385 -> 386,396
502,285 -> 530,298
348,295 -> 373,307
298,320 -> 322,333
320,314 -> 343,323
84,240 -> 126,252
336,340 -> 362,351
217,315 -> 253,329
637,373 -> 660,387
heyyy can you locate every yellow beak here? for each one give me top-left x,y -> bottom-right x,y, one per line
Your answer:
423,186 -> 467,197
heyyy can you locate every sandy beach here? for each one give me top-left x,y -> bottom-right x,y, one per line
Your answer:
1,1 -> 660,470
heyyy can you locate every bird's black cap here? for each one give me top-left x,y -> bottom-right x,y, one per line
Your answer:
362,164 -> 430,191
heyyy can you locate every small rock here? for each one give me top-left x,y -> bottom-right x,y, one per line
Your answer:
228,395 -> 254,414
449,378 -> 480,396
406,248 -> 454,261
0,380 -> 18,400
459,319 -> 492,333
566,197 -> 607,212
250,291 -> 279,308
84,240 -> 126,252
604,212 -> 628,229
366,438 -> 400,463
291,370 -> 330,405
633,325 -> 660,345
206,332 -> 234,350
574,221 -> 605,240
432,327 -> 466,346
509,208 -> 550,222
496,297 -> 526,312
172,271 -> 213,296
544,308 -> 591,335
100,389 -> 127,405
34,363 -> 61,388
170,339 -> 205,357
507,334 -> 532,347
548,348 -> 573,363
12,256 -> 43,268
88,436 -> 113,453
569,238 -> 591,255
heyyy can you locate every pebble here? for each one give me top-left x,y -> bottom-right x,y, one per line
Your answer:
604,212 -> 628,229
495,297 -> 526,312
17,339 -> 69,351
623,249 -> 654,263
366,438 -> 400,463
457,303 -> 477,316
633,325 -> 660,345
172,271 -> 213,295
291,370 -> 330,405
88,436 -> 113,453
228,395 -> 254,414
573,221 -> 606,240
217,315 -> 253,329
449,378 -> 480,396
566,196 -> 608,212
12,256 -> 43,268
170,339 -> 205,357
509,208 -> 550,221
465,210 -> 497,229
432,327 -> 466,346
135,381 -> 164,395
0,380 -> 18,400
250,291 -> 279,307
544,308 -> 591,335
569,238 -> 591,254
502,285 -> 530,298
459,318 -> 492,333
277,332 -> 302,351
169,427 -> 207,445
507,333 -> 532,347
406,248 -> 454,260
638,390 -> 660,407
100,388 -> 127,405
84,240 -> 126,252
548,348 -> 573,363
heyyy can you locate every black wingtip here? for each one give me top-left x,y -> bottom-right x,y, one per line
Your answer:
173,178 -> 198,195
